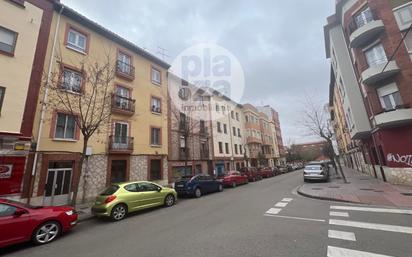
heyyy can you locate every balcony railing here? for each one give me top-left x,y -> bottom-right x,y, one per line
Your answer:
348,8 -> 378,34
109,136 -> 134,153
116,60 -> 135,80
111,94 -> 135,115
179,147 -> 190,159
348,8 -> 385,48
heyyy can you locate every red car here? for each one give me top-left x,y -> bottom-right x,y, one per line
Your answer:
222,171 -> 249,187
239,167 -> 261,182
0,199 -> 78,248
258,167 -> 274,178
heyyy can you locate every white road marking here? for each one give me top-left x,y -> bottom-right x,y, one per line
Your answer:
329,219 -> 412,234
264,214 -> 326,222
328,230 -> 356,241
327,246 -> 393,257
330,211 -> 349,217
331,205 -> 412,215
275,202 -> 288,207
265,208 -> 282,215
282,198 -> 293,202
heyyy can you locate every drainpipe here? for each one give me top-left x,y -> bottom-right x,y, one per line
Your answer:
27,6 -> 64,204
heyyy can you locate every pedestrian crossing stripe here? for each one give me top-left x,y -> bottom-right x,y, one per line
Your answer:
330,205 -> 412,215
327,246 -> 393,257
329,211 -> 349,217
328,230 -> 356,241
329,219 -> 412,235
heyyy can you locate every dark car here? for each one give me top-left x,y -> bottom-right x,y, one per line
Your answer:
174,174 -> 223,198
272,166 -> 281,176
258,167 -> 274,178
239,167 -> 261,182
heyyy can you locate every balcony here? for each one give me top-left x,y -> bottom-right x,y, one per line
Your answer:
109,136 -> 134,154
179,148 -> 190,160
246,136 -> 262,144
200,126 -> 209,136
116,60 -> 135,81
200,150 -> 210,159
111,94 -> 135,116
373,106 -> 412,128
361,61 -> 400,85
349,9 -> 385,48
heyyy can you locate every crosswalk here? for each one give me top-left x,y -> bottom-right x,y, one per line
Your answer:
327,205 -> 412,257
264,197 -> 293,216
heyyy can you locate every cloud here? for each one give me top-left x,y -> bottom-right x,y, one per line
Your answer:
62,0 -> 334,144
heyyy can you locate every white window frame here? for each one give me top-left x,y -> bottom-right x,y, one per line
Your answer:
377,83 -> 402,111
363,42 -> 387,67
67,28 -> 87,53
55,113 -> 76,140
151,67 -> 161,85
151,97 -> 161,113
151,127 -> 161,145
62,68 -> 82,93
0,26 -> 18,55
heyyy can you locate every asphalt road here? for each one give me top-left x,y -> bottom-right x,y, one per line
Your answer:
2,171 -> 412,257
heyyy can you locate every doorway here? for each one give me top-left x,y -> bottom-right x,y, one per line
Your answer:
111,160 -> 127,183
44,161 -> 73,206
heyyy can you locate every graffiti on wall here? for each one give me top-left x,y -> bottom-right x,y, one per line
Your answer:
387,153 -> 412,167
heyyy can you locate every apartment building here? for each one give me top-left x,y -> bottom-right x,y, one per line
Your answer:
325,0 -> 412,186
0,0 -> 54,199
167,75 -> 213,181
26,2 -> 170,205
243,104 -> 263,167
210,94 -> 245,176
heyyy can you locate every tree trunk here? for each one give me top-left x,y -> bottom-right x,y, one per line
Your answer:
81,156 -> 90,204
71,138 -> 88,206
335,155 -> 347,183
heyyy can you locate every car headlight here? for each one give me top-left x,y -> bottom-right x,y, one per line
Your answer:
65,210 -> 74,216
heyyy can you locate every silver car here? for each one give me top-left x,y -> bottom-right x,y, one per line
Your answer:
303,162 -> 329,182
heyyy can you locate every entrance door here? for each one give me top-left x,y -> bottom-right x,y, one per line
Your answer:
111,160 -> 127,183
44,168 -> 72,206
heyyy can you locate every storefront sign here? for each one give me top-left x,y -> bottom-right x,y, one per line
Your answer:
0,165 -> 12,179
387,153 -> 412,167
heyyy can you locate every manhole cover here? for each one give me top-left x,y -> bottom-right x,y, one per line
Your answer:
311,188 -> 323,190
329,186 -> 340,188
360,188 -> 374,191
401,192 -> 412,196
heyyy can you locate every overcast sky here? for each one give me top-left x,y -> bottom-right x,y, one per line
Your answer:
62,0 -> 335,145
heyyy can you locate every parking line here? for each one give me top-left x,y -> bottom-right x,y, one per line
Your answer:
275,202 -> 288,207
330,205 -> 412,215
282,198 -> 293,202
329,219 -> 412,234
328,230 -> 356,241
264,214 -> 326,222
266,208 -> 282,215
327,246 -> 393,257
330,211 -> 349,217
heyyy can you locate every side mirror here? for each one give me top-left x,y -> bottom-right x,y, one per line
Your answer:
14,209 -> 27,217
157,187 -> 162,192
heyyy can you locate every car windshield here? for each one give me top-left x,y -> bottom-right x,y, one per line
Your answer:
100,185 -> 120,195
305,165 -> 322,170
3,199 -> 41,209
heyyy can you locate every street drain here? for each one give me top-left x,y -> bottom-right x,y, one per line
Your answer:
401,192 -> 412,196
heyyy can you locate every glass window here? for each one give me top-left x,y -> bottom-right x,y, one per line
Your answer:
365,43 -> 387,67
0,204 -> 16,217
216,104 -> 220,112
0,26 -> 17,54
234,144 -> 238,154
231,111 -> 234,119
117,52 -> 132,74
151,68 -> 161,84
67,28 -> 87,52
223,124 -> 227,134
238,128 -> 241,137
151,128 -> 161,145
151,97 -> 161,113
218,142 -> 223,153
354,7 -> 374,28
225,143 -> 229,154
54,113 -> 76,139
139,182 -> 159,191
217,122 -> 221,132
377,83 -> 402,111
62,68 -> 82,93
236,112 -> 239,121
404,31 -> 412,53
233,127 -> 236,136
124,183 -> 139,192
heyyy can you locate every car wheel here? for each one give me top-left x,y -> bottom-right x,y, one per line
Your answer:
218,184 -> 223,192
232,181 -> 237,188
111,204 -> 128,221
32,221 -> 61,245
164,194 -> 175,207
303,178 -> 308,182
194,188 -> 202,198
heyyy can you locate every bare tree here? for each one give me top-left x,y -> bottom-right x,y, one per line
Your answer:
44,54 -> 115,205
300,97 -> 347,183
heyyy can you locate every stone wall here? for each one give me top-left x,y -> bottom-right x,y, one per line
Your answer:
130,155 -> 148,181
386,167 -> 412,186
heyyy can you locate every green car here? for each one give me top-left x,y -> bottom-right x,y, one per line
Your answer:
91,181 -> 177,221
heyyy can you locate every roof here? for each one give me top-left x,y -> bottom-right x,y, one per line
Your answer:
55,3 -> 170,69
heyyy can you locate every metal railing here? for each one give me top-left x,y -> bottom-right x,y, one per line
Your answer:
112,94 -> 135,113
109,136 -> 134,151
348,8 -> 379,35
116,60 -> 135,79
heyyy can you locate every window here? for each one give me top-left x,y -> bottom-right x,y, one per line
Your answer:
234,144 -> 238,154
151,127 -> 161,145
115,86 -> 131,110
245,115 -> 249,122
404,30 -> 412,53
124,183 -> 139,192
223,124 -> 227,134
377,83 -> 402,111
113,122 -> 129,146
365,43 -> 387,67
0,26 -> 17,55
231,111 -> 234,119
179,112 -> 187,130
225,143 -> 229,154
0,87 -> 5,115
240,146 -> 243,155
238,128 -> 241,137
117,51 -> 132,74
354,7 -> 374,28
151,67 -> 161,84
151,97 -> 161,113
0,204 -> 16,217
200,120 -> 206,133
216,104 -> 220,112
149,160 -> 162,181
218,142 -> 223,153
233,127 -> 236,136
217,122 -> 221,132
55,113 -> 76,139
67,27 -> 87,52
62,68 -> 82,93
236,112 -> 239,121
222,106 -> 226,114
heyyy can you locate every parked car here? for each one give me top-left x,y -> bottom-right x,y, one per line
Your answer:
0,199 -> 78,248
222,171 -> 249,187
279,166 -> 288,174
239,167 -> 261,182
303,162 -> 330,182
174,174 -> 223,198
272,166 -> 281,176
258,167 -> 274,178
92,181 -> 177,221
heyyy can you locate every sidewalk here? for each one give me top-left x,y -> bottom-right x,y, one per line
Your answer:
297,167 -> 412,208
75,201 -> 94,222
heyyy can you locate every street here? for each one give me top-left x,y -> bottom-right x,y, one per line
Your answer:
2,171 -> 412,257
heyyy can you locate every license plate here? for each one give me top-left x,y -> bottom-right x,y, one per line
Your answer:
177,185 -> 184,188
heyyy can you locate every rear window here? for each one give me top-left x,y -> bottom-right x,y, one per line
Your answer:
100,185 -> 119,195
305,165 -> 321,170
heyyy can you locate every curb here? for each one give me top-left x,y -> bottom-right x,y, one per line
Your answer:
296,185 -> 359,204
77,214 -> 95,223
